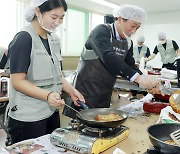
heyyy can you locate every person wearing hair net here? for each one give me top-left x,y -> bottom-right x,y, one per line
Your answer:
130,36 -> 150,100
63,4 -> 163,118
7,0 -> 84,144
145,32 -> 180,70
133,36 -> 150,64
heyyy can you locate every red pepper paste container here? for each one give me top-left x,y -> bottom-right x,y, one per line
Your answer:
143,101 -> 169,113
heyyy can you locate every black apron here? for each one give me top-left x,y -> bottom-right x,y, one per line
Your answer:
162,63 -> 176,70
176,59 -> 180,88
63,24 -> 129,119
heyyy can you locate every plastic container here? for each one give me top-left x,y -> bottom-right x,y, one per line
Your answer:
161,68 -> 177,79
148,71 -> 161,75
153,94 -> 170,102
143,101 -> 169,113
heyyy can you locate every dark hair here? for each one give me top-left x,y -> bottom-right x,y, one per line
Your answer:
122,18 -> 128,21
114,17 -> 128,21
39,0 -> 67,13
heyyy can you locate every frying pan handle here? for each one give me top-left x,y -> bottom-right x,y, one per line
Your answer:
76,100 -> 89,109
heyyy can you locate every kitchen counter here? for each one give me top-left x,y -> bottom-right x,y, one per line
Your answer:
115,76 -> 145,91
115,76 -> 178,92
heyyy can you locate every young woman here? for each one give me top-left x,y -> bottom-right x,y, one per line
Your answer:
7,0 -> 84,144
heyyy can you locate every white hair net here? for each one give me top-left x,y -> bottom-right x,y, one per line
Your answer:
137,36 -> 145,42
158,32 -> 167,40
113,4 -> 147,24
24,0 -> 48,22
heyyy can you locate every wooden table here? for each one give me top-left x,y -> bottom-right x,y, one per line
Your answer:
101,114 -> 159,154
0,96 -> 9,103
4,113 -> 159,154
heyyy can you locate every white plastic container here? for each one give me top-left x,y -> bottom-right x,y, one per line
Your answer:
161,68 -> 177,79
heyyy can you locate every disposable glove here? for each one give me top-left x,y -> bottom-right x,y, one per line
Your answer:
136,75 -> 160,89
143,57 -> 148,62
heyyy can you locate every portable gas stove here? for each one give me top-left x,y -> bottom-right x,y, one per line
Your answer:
50,119 -> 129,154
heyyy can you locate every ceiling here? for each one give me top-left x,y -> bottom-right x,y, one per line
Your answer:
108,0 -> 180,13
66,0 -> 180,15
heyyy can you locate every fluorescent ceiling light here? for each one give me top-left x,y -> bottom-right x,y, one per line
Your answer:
89,0 -> 118,8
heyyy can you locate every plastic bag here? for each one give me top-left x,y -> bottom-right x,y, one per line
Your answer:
119,93 -> 154,118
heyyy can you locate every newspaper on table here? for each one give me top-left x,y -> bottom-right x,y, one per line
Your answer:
0,134 -> 77,154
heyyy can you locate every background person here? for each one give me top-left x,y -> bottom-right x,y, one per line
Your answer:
0,46 -> 8,69
133,36 -> 150,65
0,46 -> 10,77
63,4 -> 162,118
130,36 -> 150,100
7,0 -> 84,144
145,32 -> 180,70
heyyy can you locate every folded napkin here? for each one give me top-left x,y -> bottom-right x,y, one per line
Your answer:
161,68 -> 177,79
157,106 -> 180,123
113,148 -> 126,154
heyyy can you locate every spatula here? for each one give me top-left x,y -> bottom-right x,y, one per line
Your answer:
170,129 -> 180,146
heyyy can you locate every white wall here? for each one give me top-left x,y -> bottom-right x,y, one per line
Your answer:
0,0 -> 17,48
141,11 -> 180,68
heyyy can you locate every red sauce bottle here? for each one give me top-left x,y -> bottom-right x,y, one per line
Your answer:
1,79 -> 7,97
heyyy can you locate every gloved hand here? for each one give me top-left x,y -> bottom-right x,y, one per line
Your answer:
144,57 -> 148,62
135,75 -> 163,94
138,75 -> 160,89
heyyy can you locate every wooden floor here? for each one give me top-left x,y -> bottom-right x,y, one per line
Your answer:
0,90 -> 143,148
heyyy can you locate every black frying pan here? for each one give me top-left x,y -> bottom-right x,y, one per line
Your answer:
147,123 -> 180,153
76,101 -> 127,128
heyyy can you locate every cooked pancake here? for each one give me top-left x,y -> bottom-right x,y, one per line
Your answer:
164,139 -> 177,146
169,91 -> 180,114
95,113 -> 122,122
170,101 -> 180,114
169,112 -> 180,122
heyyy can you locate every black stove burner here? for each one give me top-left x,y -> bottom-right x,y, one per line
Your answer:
69,119 -> 84,130
85,126 -> 108,133
81,125 -> 127,138
144,147 -> 173,154
68,120 -> 128,138
144,147 -> 160,154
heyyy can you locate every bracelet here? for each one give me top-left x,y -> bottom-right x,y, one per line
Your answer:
47,92 -> 53,101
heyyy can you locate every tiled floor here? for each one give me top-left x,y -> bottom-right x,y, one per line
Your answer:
0,129 -> 6,147
0,90 -> 142,148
